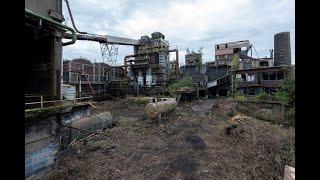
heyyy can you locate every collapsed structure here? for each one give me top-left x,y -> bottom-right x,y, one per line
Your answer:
124,32 -> 179,94
234,32 -> 293,95
179,33 -> 293,97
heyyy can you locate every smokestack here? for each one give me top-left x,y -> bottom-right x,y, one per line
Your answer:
274,32 -> 291,66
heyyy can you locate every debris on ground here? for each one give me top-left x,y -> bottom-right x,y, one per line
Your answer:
43,98 -> 295,180
284,165 -> 295,180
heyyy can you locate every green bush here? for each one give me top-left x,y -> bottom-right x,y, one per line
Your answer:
234,95 -> 246,103
285,107 -> 295,123
166,75 -> 195,97
275,90 -> 290,105
255,90 -> 268,101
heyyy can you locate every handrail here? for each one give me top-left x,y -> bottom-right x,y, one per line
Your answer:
25,8 -> 77,46
25,96 -> 93,105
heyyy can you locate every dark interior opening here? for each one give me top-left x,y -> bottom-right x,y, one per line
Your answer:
208,87 -> 216,98
218,89 -> 227,96
25,25 -> 53,96
269,72 -> 276,80
199,90 -> 206,97
260,61 -> 269,67
276,71 -> 284,80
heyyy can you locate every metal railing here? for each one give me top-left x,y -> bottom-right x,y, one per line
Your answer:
67,72 -> 108,83
25,95 -> 93,110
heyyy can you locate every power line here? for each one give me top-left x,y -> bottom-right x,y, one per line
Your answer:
252,45 -> 260,59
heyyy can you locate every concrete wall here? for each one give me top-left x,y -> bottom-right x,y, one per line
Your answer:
25,104 -> 91,178
60,105 -> 91,124
25,116 -> 60,178
206,65 -> 229,82
236,101 -> 286,122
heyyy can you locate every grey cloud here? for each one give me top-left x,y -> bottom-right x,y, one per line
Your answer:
62,0 -> 294,64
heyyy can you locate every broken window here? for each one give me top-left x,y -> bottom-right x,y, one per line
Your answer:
241,74 -> 246,81
276,71 -> 284,80
216,45 -> 219,50
225,44 -> 228,48
260,61 -> 268,67
269,72 -> 276,80
262,72 -> 269,80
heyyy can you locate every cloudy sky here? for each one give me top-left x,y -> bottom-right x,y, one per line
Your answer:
62,0 -> 295,66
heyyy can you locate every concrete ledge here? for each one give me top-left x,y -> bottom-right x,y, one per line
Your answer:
284,165 -> 295,180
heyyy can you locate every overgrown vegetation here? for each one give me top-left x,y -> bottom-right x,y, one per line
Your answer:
231,54 -> 239,95
255,89 -> 269,101
234,95 -> 246,104
166,75 -> 196,97
275,66 -> 295,124
275,66 -> 295,106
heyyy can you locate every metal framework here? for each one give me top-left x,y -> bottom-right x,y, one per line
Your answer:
100,43 -> 119,65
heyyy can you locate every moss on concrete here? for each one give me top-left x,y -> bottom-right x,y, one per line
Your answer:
25,102 -> 90,121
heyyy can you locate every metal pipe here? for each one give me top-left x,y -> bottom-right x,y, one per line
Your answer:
64,0 -> 87,34
25,8 -> 77,46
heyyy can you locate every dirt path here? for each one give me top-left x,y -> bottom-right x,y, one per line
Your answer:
44,98 -> 295,180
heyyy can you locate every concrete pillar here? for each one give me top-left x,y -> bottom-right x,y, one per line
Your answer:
68,62 -> 71,83
93,64 -> 95,82
51,31 -> 63,100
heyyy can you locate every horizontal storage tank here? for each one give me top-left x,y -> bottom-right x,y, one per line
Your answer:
145,99 -> 178,119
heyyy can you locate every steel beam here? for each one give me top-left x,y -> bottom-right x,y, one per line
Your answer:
63,33 -> 141,46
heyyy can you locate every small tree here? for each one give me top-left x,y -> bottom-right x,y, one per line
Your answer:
166,75 -> 195,99
231,54 -> 239,96
275,66 -> 295,119
280,66 -> 295,105
256,89 -> 268,101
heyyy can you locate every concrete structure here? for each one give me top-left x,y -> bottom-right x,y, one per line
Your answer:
274,32 -> 291,66
185,52 -> 202,67
124,32 -> 179,95
25,0 -> 66,100
25,103 -> 91,178
206,63 -> 231,97
235,66 -> 287,95
215,40 -> 252,66
63,58 -> 127,98
180,51 -> 208,98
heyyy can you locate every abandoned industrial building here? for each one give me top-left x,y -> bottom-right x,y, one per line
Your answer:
24,0 -> 295,179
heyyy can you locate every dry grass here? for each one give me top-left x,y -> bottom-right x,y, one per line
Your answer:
43,97 -> 294,180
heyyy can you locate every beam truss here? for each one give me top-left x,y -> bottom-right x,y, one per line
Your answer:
100,43 -> 119,65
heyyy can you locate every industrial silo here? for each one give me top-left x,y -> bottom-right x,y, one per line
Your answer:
274,32 -> 291,66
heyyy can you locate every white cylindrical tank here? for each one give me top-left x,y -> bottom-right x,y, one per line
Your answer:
138,71 -> 144,86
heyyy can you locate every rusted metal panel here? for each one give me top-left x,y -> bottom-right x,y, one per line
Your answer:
215,48 -> 233,56
237,81 -> 281,88
261,80 -> 281,87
